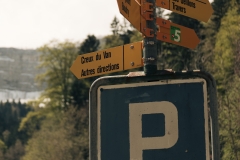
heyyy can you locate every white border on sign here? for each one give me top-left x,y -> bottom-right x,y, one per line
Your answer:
97,78 -> 209,160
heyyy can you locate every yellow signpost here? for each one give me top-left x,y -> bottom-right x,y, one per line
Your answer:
117,0 -> 141,31
156,0 -> 213,22
70,41 -> 143,79
117,0 -> 201,49
157,18 -> 200,49
70,0 -> 213,78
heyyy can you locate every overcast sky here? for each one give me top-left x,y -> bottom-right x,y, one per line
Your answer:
0,0 -> 123,49
0,0 -> 213,49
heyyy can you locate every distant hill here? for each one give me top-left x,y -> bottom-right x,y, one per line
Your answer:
0,48 -> 44,101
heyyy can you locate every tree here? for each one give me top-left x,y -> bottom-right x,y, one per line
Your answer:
0,151 -> 3,160
0,139 -> 5,160
18,109 -> 46,140
22,106 -> 89,160
37,40 -> 78,109
211,0 -> 231,31
78,35 -> 100,55
212,1 -> 240,94
71,35 -> 100,107
218,76 -> 240,160
0,101 -> 30,160
199,0 -> 233,72
212,1 -> 240,159
104,17 -> 141,49
4,139 -> 25,160
118,18 -> 134,44
103,34 -> 124,49
111,16 -> 121,36
130,30 -> 143,43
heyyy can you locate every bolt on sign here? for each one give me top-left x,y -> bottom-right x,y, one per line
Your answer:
70,41 -> 143,79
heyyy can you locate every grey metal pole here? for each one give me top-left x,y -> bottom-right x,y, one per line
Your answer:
142,0 -> 158,75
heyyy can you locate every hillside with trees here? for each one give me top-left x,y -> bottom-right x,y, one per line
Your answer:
0,48 -> 44,102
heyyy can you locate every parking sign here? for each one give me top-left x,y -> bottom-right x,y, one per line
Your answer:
90,72 -> 219,160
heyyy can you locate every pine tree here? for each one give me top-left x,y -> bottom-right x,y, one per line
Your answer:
37,40 -> 78,109
111,16 -> 121,36
212,1 -> 240,159
71,35 -> 100,108
199,0 -> 232,72
78,35 -> 100,55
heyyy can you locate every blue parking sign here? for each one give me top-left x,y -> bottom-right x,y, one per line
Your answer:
90,77 -> 210,160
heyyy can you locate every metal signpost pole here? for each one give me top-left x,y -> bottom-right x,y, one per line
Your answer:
142,0 -> 158,75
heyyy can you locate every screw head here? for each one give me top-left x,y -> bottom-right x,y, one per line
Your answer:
130,45 -> 134,49
131,62 -> 134,66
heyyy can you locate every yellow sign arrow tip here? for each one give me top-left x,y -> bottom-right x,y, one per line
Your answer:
70,56 -> 81,79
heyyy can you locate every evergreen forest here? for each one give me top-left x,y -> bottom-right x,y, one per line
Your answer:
1,0 -> 240,159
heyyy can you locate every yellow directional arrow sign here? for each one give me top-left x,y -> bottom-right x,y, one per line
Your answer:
117,0 -> 141,31
70,42 -> 143,79
117,1 -> 200,49
157,18 -> 200,49
156,0 -> 213,22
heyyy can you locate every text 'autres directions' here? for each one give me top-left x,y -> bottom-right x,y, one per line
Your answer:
70,41 -> 143,79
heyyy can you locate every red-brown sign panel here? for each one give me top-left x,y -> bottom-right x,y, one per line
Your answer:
157,18 -> 200,49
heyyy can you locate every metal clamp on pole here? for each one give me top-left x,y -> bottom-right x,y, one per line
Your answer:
140,0 -> 157,75
141,19 -> 154,37
141,1 -> 154,20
